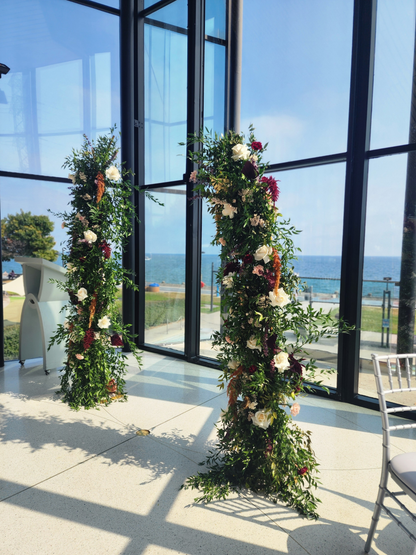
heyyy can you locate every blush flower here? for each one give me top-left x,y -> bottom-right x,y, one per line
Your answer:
189,170 -> 198,183
75,354 -> 84,360
290,402 -> 301,417
252,265 -> 264,276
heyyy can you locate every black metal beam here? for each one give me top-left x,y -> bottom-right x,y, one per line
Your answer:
66,0 -> 119,16
120,0 -> 136,348
136,0 -> 146,346
184,0 -> 205,361
337,0 -> 377,403
226,0 -> 243,133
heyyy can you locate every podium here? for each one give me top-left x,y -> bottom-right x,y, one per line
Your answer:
15,257 -> 68,373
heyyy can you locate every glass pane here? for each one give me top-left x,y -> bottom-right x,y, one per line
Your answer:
370,0 -> 416,150
144,23 -> 187,184
200,200 -> 221,359
359,154 -> 416,402
276,163 -> 346,388
0,0 -> 120,178
241,0 -> 353,163
205,0 -> 226,39
144,185 -> 186,352
204,42 -> 226,135
145,0 -> 187,29
98,0 -> 119,7
1,176 -> 69,361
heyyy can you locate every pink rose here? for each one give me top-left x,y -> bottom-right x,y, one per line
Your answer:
290,402 -> 300,416
252,265 -> 264,276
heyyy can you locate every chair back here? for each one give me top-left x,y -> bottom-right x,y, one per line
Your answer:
372,353 -> 416,462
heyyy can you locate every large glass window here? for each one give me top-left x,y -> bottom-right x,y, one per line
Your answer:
144,186 -> 186,352
0,176 -> 70,361
240,0 -> 353,163
0,0 -> 120,178
274,163 -> 346,388
359,154 -> 413,399
144,4 -> 188,184
370,0 -> 416,150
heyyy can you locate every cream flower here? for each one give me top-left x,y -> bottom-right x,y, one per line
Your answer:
247,336 -> 261,351
231,143 -> 250,161
252,409 -> 272,429
222,203 -> 237,219
248,400 -> 258,410
98,315 -> 111,329
75,354 -> 84,360
76,288 -> 88,302
79,172 -> 87,182
228,360 -> 240,370
222,272 -> 235,289
68,173 -> 76,184
105,165 -> 121,181
84,230 -> 97,243
269,288 -> 290,308
291,402 -> 301,417
274,351 -> 290,372
254,245 -> 273,263
63,320 -> 70,329
66,263 -> 77,273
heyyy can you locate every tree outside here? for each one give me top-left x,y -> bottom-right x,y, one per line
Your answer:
1,210 -> 59,262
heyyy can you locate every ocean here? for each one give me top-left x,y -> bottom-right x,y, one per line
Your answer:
3,254 -> 402,299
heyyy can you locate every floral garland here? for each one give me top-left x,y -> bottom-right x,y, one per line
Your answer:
50,130 -> 141,410
183,126 -> 350,519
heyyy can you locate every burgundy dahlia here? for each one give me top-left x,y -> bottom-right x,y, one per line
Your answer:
224,261 -> 240,276
289,353 -> 304,376
242,254 -> 254,266
248,365 -> 257,374
251,141 -> 262,151
298,467 -> 308,476
261,176 -> 280,203
111,333 -> 124,347
99,240 -> 111,259
83,328 -> 95,350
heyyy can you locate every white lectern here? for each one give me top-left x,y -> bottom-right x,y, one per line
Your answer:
15,257 -> 68,373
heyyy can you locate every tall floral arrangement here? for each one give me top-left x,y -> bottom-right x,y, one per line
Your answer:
183,127 -> 350,519
50,130 -> 141,410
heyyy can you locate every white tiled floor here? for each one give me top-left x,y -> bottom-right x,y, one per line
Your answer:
1,352 -> 416,555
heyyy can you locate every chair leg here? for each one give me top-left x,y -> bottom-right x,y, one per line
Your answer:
365,483 -> 386,553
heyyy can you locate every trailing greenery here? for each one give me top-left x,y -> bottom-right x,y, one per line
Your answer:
49,130 -> 142,410
181,127 -> 353,519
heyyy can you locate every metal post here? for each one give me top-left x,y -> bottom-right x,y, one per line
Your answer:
120,0 -> 136,349
210,261 -> 214,312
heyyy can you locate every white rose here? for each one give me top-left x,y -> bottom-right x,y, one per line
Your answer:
254,245 -> 273,263
274,351 -> 290,372
222,272 -> 235,289
76,287 -> 88,302
269,288 -> 290,308
98,315 -> 111,329
84,230 -> 97,243
105,165 -> 121,181
222,203 -> 237,219
247,336 -> 261,351
228,360 -> 240,370
252,409 -> 272,429
231,143 -> 250,161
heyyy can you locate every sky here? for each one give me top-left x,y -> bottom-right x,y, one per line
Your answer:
0,0 -> 415,260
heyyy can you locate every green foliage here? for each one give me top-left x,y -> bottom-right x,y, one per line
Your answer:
4,324 -> 20,360
1,210 -> 59,262
49,129 -> 142,410
181,127 -> 353,519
